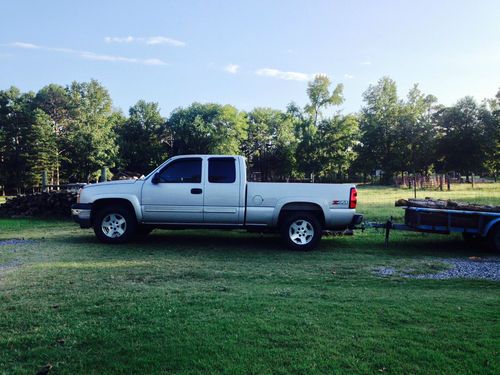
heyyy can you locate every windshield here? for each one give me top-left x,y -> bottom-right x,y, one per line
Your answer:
142,158 -> 172,180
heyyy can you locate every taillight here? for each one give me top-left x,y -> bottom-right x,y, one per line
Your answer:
349,187 -> 357,209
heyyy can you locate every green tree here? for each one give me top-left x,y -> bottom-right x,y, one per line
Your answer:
396,85 -> 438,175
480,94 -> 499,180
34,84 -> 72,185
26,109 -> 58,186
356,77 -> 401,183
305,75 -> 344,126
316,114 -> 360,181
0,87 -> 35,193
168,103 -> 247,155
244,108 -> 297,180
63,80 -> 119,182
435,97 -> 488,180
117,100 -> 168,174
293,76 -> 345,179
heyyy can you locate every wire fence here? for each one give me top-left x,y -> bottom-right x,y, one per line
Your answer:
357,181 -> 500,222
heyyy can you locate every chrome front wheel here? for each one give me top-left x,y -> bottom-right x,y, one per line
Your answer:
93,205 -> 137,244
101,213 -> 127,238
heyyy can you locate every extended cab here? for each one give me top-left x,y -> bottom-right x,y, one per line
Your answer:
71,155 -> 362,250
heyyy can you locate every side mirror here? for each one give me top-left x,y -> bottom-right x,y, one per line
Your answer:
152,173 -> 161,184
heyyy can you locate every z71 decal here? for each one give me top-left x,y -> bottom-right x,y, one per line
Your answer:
331,200 -> 349,205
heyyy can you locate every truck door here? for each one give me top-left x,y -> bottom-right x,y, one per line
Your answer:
203,157 -> 241,224
141,157 -> 204,223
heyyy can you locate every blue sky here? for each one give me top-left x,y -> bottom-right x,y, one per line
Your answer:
1,0 -> 499,116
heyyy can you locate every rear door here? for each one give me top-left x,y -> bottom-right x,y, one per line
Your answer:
203,157 -> 241,224
141,157 -> 204,223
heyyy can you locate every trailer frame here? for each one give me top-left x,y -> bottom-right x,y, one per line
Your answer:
368,206 -> 500,248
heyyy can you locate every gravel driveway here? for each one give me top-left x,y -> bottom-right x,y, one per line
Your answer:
377,257 -> 500,281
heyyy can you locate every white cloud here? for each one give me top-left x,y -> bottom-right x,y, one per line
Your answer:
104,36 -> 135,43
360,61 -> 372,65
255,68 -> 314,81
344,73 -> 354,79
145,36 -> 185,46
10,42 -> 40,49
9,41 -> 167,66
142,58 -> 168,66
224,63 -> 239,74
104,36 -> 185,47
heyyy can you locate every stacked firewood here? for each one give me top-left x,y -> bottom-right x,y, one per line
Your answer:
0,191 -> 78,218
395,198 -> 500,213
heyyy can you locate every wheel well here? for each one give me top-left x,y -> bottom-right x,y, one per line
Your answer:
91,198 -> 136,224
484,219 -> 500,237
278,202 -> 325,228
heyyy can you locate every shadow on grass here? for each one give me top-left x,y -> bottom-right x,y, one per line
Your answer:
378,234 -> 493,258
53,229 -> 292,254
51,226 -> 495,258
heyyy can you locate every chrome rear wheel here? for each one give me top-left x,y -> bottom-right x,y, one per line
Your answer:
289,219 -> 315,245
280,213 -> 322,251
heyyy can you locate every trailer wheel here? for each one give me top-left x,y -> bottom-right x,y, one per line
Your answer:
487,224 -> 500,252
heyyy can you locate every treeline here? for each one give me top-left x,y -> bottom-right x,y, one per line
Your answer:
0,76 -> 498,194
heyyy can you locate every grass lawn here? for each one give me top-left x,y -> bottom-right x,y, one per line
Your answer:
0,185 -> 499,374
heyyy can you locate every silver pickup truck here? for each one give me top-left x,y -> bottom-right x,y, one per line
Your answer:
71,155 -> 362,250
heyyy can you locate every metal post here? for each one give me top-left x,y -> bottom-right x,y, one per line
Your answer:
384,217 -> 393,248
471,173 -> 474,189
42,170 -> 48,192
100,167 -> 107,182
413,171 -> 417,199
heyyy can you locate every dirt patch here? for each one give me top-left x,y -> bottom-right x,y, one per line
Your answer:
376,257 -> 500,281
0,259 -> 22,271
0,239 -> 35,246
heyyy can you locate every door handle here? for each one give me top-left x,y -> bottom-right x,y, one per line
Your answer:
191,188 -> 203,194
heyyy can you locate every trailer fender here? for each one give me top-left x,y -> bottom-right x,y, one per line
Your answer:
482,218 -> 500,237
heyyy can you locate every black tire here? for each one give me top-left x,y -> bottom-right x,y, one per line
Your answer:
93,205 -> 137,244
137,225 -> 154,236
487,223 -> 500,252
280,212 -> 322,251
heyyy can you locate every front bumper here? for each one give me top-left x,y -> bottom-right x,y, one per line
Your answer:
71,203 -> 92,228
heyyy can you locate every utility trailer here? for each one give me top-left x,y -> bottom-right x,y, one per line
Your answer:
369,206 -> 500,251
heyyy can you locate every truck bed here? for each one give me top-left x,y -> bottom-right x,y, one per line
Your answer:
245,182 -> 356,228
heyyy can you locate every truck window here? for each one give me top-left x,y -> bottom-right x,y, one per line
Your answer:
208,157 -> 236,183
158,158 -> 202,183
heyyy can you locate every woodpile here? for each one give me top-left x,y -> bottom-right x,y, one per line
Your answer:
0,191 -> 78,218
395,198 -> 500,213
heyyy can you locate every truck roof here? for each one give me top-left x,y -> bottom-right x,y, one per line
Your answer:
169,154 -> 243,158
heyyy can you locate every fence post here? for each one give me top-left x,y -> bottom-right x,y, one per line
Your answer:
471,173 -> 474,189
413,172 -> 417,199
42,171 -> 48,193
100,167 -> 107,183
